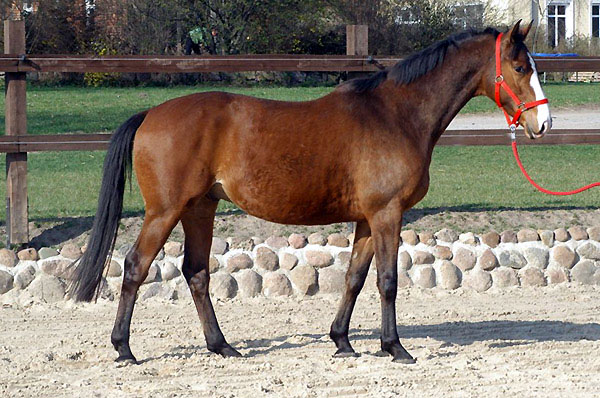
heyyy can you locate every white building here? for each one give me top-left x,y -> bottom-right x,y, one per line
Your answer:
489,0 -> 600,47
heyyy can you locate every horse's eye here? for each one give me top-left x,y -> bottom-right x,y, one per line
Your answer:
514,66 -> 525,74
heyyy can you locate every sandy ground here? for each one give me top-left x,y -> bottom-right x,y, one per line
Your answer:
449,106 -> 600,130
1,284 -> 599,397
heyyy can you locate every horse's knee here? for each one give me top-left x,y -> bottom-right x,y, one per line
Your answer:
377,270 -> 397,301
345,270 -> 367,295
122,250 -> 146,285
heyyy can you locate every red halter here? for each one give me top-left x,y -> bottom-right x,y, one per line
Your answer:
494,32 -> 548,134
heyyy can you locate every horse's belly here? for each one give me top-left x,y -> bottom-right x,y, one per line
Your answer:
215,179 -> 360,225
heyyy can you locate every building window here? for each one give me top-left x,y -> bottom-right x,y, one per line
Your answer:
593,4 -> 600,38
548,4 -> 567,47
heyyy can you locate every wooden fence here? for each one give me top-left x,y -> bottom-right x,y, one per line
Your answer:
2,20 -> 600,245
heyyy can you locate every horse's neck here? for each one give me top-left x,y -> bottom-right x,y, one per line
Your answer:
388,39 -> 491,149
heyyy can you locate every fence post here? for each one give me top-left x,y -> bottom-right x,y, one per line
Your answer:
346,25 -> 368,56
4,20 -> 28,246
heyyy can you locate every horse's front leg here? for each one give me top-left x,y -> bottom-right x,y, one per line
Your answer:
370,208 -> 416,363
330,220 -> 374,356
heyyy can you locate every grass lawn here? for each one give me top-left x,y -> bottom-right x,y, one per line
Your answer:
0,83 -> 598,223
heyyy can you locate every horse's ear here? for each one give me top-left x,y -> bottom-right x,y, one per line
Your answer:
508,20 -> 523,43
521,20 -> 534,40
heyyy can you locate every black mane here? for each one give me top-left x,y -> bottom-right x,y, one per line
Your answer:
342,27 -> 500,93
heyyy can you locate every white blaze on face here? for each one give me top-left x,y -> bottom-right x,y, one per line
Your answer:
527,53 -> 552,130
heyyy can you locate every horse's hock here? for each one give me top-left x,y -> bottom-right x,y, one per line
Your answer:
1,227 -> 600,303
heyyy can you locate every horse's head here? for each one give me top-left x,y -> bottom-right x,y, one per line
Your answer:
481,21 -> 552,139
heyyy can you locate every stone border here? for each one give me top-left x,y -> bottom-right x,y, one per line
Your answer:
1,227 -> 599,303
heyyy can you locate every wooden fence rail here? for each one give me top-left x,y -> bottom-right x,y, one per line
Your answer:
2,20 -> 600,245
1,54 -> 600,74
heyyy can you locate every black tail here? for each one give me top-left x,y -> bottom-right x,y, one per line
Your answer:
69,112 -> 147,302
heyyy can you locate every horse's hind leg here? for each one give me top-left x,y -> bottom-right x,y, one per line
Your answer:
111,212 -> 180,363
181,198 -> 241,357
330,220 -> 374,357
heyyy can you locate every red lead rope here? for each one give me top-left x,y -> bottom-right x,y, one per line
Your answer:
495,33 -> 600,196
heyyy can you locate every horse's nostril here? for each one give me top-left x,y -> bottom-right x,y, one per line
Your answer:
539,121 -> 547,135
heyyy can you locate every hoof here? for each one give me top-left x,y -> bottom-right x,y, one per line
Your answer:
333,348 -> 359,358
211,344 -> 242,358
373,350 -> 391,357
115,355 -> 138,366
392,356 -> 416,364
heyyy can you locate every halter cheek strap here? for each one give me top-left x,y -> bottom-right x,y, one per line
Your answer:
494,33 -> 549,134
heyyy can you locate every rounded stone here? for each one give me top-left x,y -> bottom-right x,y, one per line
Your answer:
210,237 -> 229,255
491,267 -> 519,288
452,247 -> 476,271
265,236 -> 289,250
478,249 -> 499,271
570,260 -> 598,285
161,261 -> 181,281
462,269 -> 492,292
209,255 -> 221,273
107,260 -> 122,277
0,249 -> 18,267
262,272 -> 293,297
288,233 -> 308,249
255,247 -> 279,271
418,232 -> 436,246
398,251 -> 412,270
587,227 -> 600,242
38,247 -> 59,260
500,230 -> 517,243
318,268 -> 346,294
518,267 -> 547,287
0,270 -> 14,294
400,230 -> 419,246
305,250 -> 334,268
143,263 -> 161,284
17,248 -> 39,261
226,253 -> 253,273
327,233 -> 349,248
413,265 -> 436,288
60,243 -> 82,260
435,228 -> 458,243
290,264 -> 319,295
308,233 -> 327,246
438,261 -> 461,290
14,265 -> 36,290
517,229 -> 539,243
523,247 -> 549,269
337,251 -> 352,269
164,241 -> 183,257
280,253 -> 299,271
251,236 -> 264,246
546,266 -> 569,284
539,230 -> 555,247
459,232 -> 478,245
398,270 -> 413,288
553,228 -> 570,242
234,269 -> 262,298
568,226 -> 588,241
576,242 -> 600,260
141,283 -> 177,301
551,246 -> 576,269
412,250 -> 434,265
209,272 -> 238,299
27,274 -> 65,303
480,231 -> 500,248
40,258 -> 74,279
497,250 -> 527,269
433,245 -> 453,260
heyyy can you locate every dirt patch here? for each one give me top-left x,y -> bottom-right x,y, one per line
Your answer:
1,285 -> 599,397
16,207 -> 600,250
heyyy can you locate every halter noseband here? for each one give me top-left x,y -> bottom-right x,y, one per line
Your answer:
494,32 -> 549,135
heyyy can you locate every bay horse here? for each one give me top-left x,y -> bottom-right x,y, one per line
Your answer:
70,21 -> 552,364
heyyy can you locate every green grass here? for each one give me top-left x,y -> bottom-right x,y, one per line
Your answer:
0,83 -> 598,223
0,82 -> 598,135
0,144 -> 597,223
